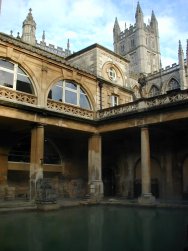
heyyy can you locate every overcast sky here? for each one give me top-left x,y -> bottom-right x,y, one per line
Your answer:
0,0 -> 187,67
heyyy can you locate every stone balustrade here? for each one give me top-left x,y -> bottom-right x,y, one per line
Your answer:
97,90 -> 188,119
47,99 -> 94,120
0,85 -> 187,121
0,86 -> 37,105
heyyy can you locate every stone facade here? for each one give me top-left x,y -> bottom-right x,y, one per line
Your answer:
0,6 -> 187,204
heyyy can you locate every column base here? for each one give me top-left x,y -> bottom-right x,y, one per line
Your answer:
89,180 -> 103,201
138,193 -> 155,204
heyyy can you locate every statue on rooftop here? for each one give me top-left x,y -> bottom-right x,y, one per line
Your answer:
138,73 -> 147,98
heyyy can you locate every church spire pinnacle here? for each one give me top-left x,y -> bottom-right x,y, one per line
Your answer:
135,2 -> 144,28
113,17 -> 121,52
113,17 -> 121,33
135,2 -> 143,18
21,8 -> 36,45
150,10 -> 158,34
67,38 -> 70,50
178,40 -> 184,69
42,30 -> 45,42
178,40 -> 183,55
186,39 -> 188,67
178,40 -> 186,88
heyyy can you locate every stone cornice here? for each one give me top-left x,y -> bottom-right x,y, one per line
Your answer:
0,32 -> 96,79
66,43 -> 130,63
0,32 -> 66,63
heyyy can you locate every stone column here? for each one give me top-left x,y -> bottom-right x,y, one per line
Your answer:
0,148 -> 8,199
30,124 -> 44,199
138,126 -> 155,204
0,148 -> 8,185
88,133 -> 103,200
165,152 -> 173,199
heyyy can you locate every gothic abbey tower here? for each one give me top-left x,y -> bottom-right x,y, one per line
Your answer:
113,2 -> 161,75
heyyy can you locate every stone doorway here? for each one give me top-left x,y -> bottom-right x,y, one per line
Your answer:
103,167 -> 115,197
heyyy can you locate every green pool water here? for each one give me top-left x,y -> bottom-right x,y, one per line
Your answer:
0,206 -> 188,251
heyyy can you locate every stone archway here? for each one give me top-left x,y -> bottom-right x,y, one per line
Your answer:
134,157 -> 161,198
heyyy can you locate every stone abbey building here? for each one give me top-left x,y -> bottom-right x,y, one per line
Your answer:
0,3 -> 188,203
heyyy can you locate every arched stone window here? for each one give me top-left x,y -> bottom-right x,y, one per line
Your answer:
48,80 -> 92,110
149,85 -> 160,97
167,78 -> 180,91
0,59 -> 34,94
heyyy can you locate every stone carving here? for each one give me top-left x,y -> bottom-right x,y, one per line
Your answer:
138,73 -> 147,97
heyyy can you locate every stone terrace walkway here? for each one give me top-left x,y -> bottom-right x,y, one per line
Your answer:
0,198 -> 188,212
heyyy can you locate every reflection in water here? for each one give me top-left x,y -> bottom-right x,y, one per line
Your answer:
0,206 -> 188,251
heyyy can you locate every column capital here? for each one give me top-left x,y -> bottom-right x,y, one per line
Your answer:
36,123 -> 45,128
91,132 -> 101,136
139,125 -> 149,129
30,122 -> 46,129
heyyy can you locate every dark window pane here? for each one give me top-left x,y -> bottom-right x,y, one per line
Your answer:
168,79 -> 180,90
80,93 -> 91,109
44,139 -> 61,164
8,138 -> 31,162
16,75 -> 33,94
65,90 -> 77,105
0,60 -> 14,70
0,70 -> 13,88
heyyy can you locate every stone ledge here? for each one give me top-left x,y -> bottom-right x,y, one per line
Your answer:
138,193 -> 156,204
37,203 -> 60,211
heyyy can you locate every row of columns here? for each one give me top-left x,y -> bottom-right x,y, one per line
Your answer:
30,125 -> 155,202
88,127 -> 155,203
0,123 -> 154,203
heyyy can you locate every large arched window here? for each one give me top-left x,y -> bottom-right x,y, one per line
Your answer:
0,59 -> 34,94
48,80 -> 91,110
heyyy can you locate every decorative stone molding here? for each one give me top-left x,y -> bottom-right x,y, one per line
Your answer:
47,99 -> 94,120
0,86 -> 37,105
97,90 -> 188,119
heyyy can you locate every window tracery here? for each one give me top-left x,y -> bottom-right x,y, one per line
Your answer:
0,59 -> 34,94
168,78 -> 180,91
48,80 -> 92,110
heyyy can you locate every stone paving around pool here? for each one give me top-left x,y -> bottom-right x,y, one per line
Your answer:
0,197 -> 188,212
